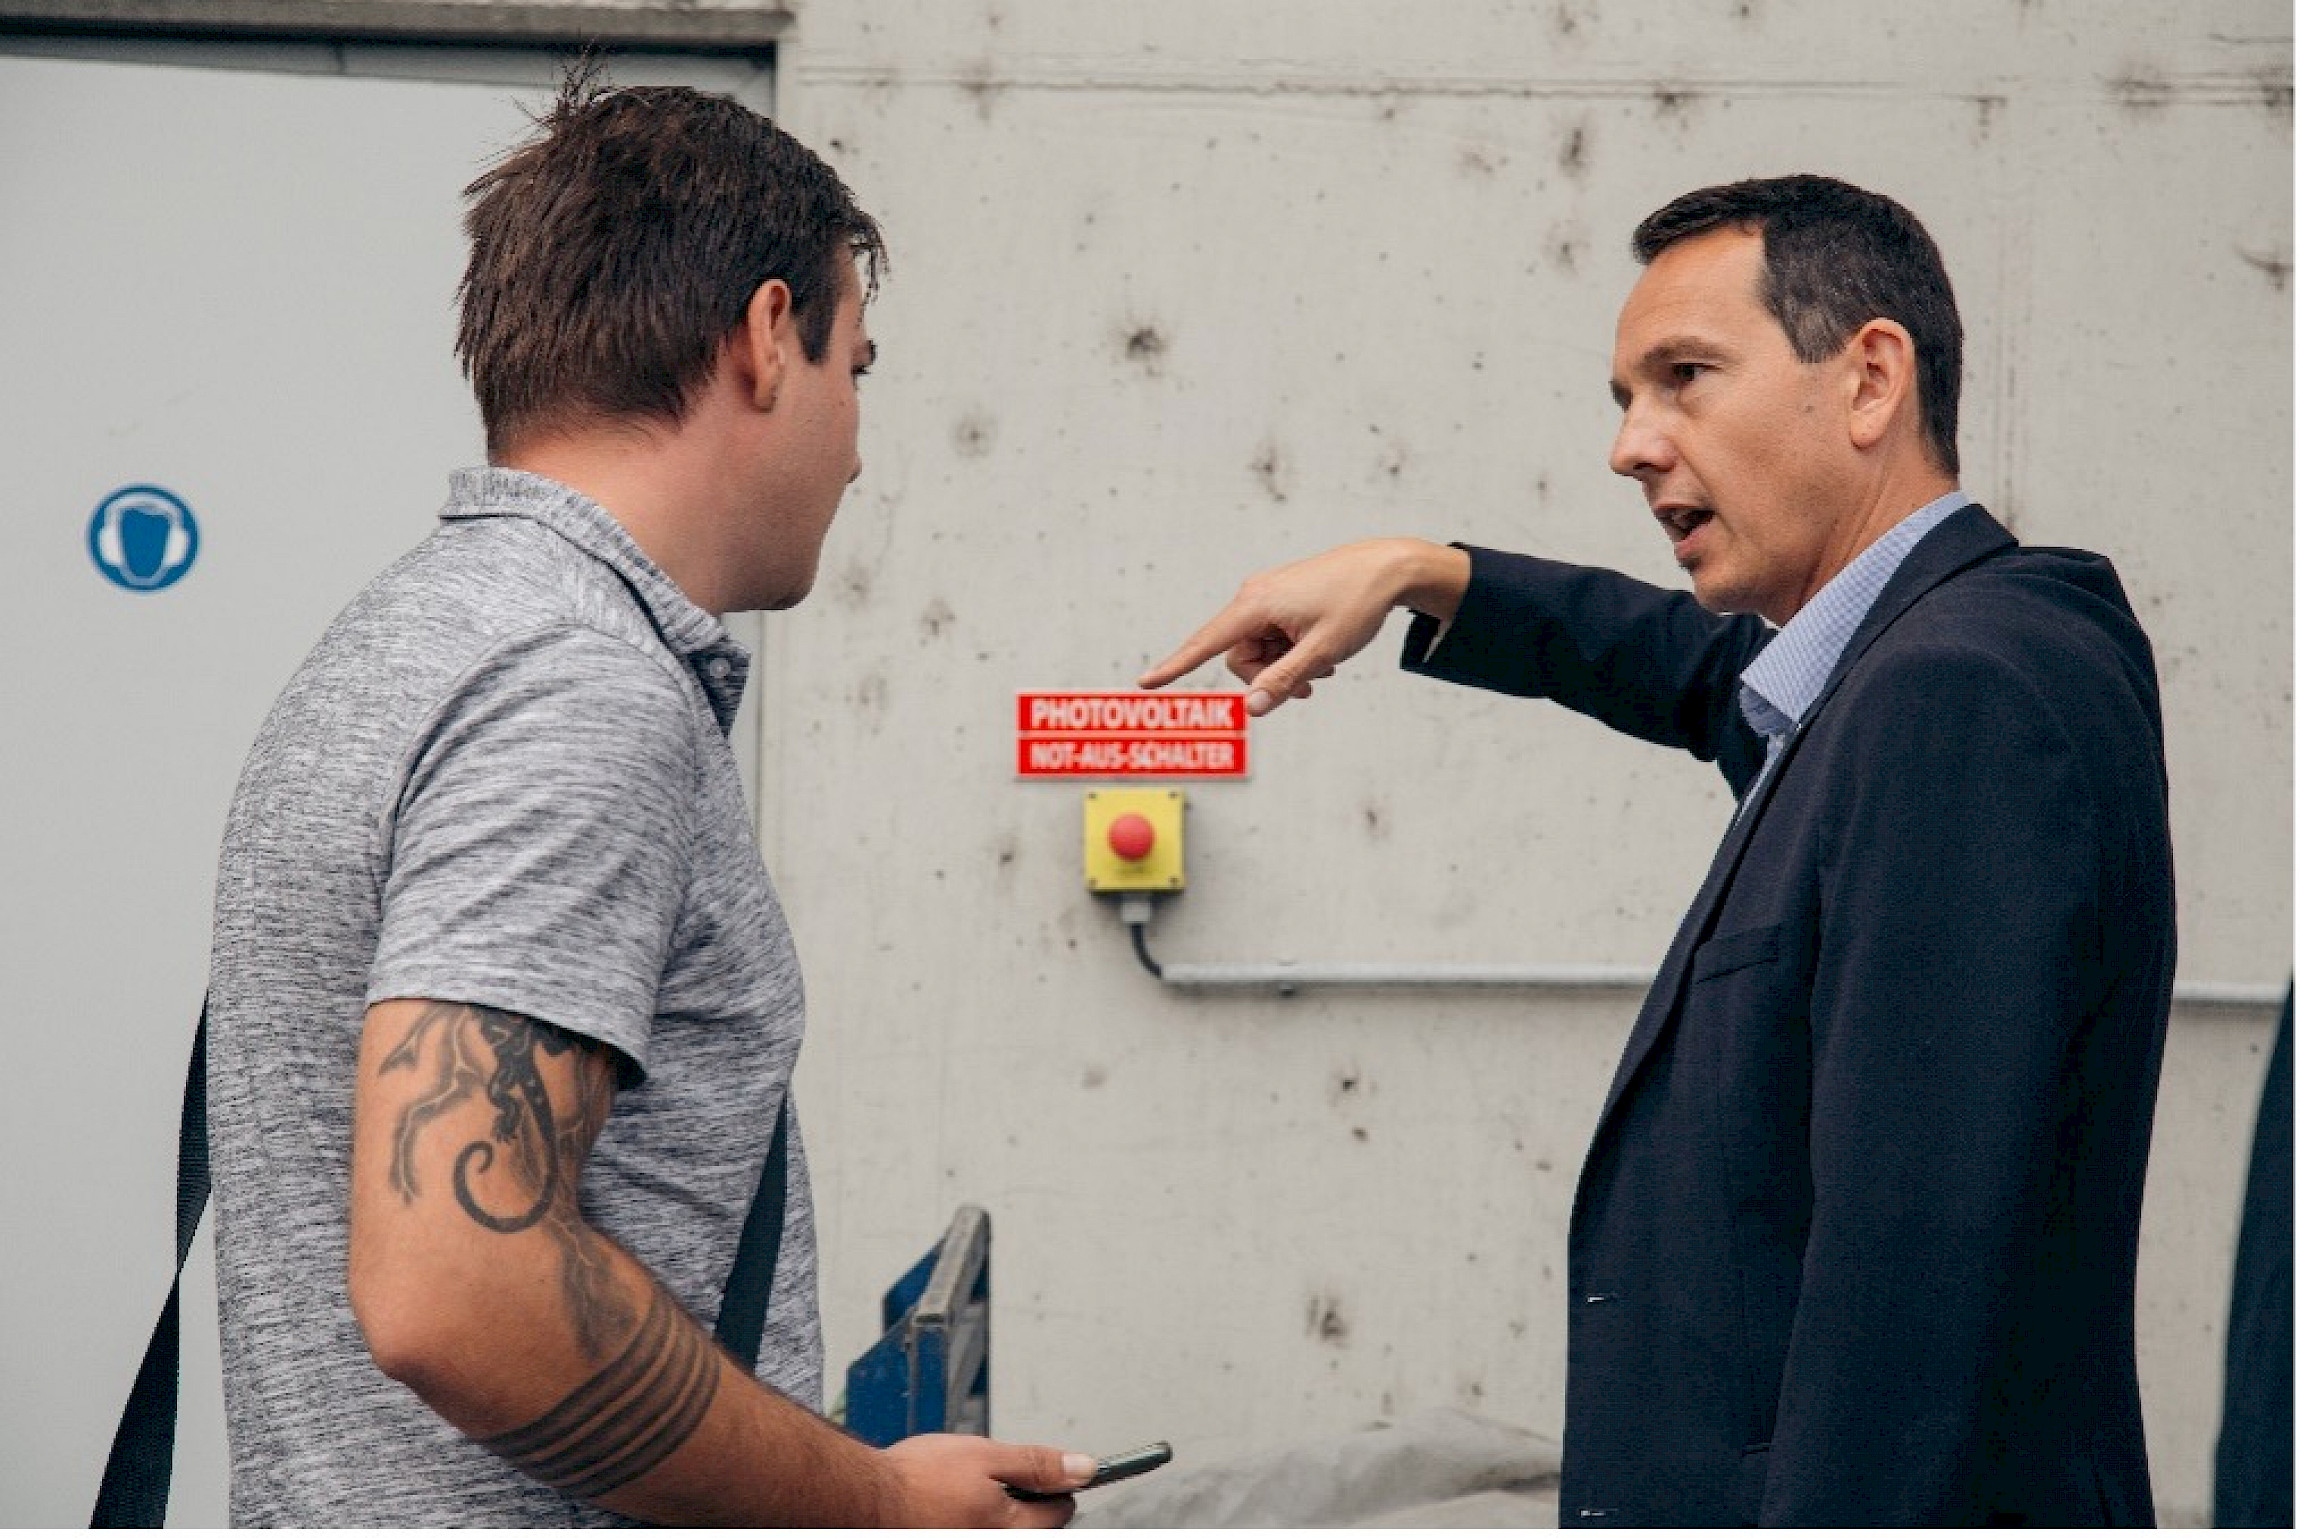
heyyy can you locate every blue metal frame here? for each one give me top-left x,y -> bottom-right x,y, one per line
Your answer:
845,1205 -> 990,1447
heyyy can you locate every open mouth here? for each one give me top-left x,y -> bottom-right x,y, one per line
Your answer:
1656,506 -> 1714,545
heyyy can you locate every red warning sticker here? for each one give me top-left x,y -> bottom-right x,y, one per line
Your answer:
1015,692 -> 1249,779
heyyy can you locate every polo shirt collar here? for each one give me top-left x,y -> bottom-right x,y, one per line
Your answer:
440,466 -> 751,730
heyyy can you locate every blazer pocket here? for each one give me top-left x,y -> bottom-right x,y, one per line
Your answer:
1692,921 -> 1782,983
1735,1444 -> 1771,1525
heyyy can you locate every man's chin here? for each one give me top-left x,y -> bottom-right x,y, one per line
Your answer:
746,561 -> 821,613
1681,564 -> 1724,613
1685,570 -> 1755,619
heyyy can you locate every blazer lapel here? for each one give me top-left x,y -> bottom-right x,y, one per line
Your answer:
1797,503 -> 2015,734
1587,504 -> 2018,1134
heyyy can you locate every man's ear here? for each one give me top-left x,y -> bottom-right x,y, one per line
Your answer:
1845,318 -> 1918,454
734,278 -> 795,412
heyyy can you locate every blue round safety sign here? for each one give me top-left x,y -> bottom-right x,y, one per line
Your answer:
89,485 -> 200,592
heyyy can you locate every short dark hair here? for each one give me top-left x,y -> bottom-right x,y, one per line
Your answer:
1632,174 -> 1962,475
457,61 -> 886,457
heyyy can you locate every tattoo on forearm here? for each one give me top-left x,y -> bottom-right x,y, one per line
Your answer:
382,1002 -> 634,1357
479,1283 -> 722,1499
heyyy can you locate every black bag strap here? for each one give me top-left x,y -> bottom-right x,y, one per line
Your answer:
92,1003 -> 210,1528
712,1097 -> 792,1370
94,1006 -> 792,1525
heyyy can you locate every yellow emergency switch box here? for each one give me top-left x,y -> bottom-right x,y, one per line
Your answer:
1084,788 -> 1185,893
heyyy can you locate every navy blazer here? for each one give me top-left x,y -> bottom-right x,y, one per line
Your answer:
1405,505 -> 2175,1526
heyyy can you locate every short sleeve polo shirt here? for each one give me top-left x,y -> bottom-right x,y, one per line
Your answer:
205,468 -> 820,1527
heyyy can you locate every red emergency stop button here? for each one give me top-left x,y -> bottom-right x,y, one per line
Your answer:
1107,812 -> 1157,862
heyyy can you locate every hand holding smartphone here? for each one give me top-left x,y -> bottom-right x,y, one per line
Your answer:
1007,1441 -> 1172,1502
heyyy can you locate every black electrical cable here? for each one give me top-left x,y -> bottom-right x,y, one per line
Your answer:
1126,919 -> 1164,979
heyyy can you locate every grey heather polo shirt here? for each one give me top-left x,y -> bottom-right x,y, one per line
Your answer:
205,467 -> 819,1527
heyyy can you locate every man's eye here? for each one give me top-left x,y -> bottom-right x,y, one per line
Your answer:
1671,361 -> 1707,385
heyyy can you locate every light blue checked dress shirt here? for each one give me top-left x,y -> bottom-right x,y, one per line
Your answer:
1734,490 -> 1972,813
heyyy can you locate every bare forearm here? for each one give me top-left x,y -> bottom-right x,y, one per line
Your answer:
350,999 -> 892,1523
382,1231 -> 892,1525
481,1264 -> 895,1525
351,1000 -> 1082,1526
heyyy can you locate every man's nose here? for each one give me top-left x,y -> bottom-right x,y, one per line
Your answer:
1609,406 -> 1671,481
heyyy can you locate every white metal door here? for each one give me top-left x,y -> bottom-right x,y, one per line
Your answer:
0,43 -> 771,1524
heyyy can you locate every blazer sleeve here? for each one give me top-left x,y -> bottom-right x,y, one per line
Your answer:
1400,544 -> 1773,791
1760,635 -> 2108,1525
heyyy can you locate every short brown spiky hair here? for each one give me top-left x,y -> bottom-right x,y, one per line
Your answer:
457,61 -> 885,457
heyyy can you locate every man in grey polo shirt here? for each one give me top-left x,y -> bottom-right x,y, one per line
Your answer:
204,71 -> 1089,1526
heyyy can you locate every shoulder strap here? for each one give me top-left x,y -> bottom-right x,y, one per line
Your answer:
92,1004 -> 210,1528
712,1097 -> 791,1371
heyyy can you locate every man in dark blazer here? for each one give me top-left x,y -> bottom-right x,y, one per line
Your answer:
1141,176 -> 2174,1525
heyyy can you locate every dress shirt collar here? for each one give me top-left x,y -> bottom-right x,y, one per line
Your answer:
1738,489 -> 1973,739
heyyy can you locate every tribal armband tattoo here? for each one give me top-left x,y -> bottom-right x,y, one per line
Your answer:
480,1282 -> 723,1500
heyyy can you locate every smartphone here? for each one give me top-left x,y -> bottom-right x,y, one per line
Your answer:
1007,1440 -> 1173,1502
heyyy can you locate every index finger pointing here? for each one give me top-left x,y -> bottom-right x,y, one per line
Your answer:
1138,603 -> 1273,690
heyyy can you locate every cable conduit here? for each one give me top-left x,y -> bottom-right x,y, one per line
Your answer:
1122,922 -> 2282,1009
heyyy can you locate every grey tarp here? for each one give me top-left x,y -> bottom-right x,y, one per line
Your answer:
1075,1407 -> 1561,1528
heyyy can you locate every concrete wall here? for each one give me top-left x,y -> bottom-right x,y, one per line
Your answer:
757,1 -> 2291,1525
